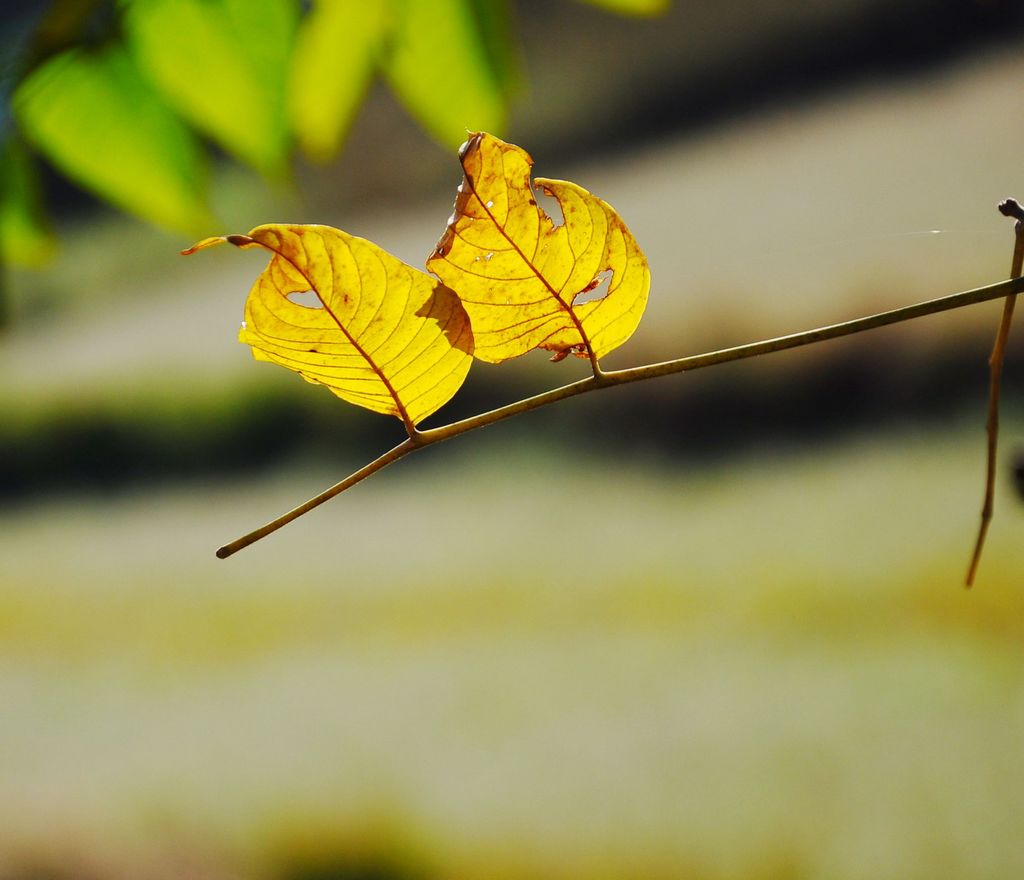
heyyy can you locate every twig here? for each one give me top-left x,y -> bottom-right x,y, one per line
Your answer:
965,200 -> 1024,586
218,275 -> 1024,558
216,439 -> 417,558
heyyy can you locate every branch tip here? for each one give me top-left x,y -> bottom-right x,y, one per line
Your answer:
997,198 -> 1024,222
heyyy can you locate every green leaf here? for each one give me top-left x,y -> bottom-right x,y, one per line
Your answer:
123,0 -> 298,177
384,0 -> 507,150
289,0 -> 391,163
574,0 -> 671,15
13,45 -> 211,234
0,138 -> 55,268
465,0 -> 522,97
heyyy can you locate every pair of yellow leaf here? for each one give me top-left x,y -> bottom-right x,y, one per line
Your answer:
185,133 -> 651,428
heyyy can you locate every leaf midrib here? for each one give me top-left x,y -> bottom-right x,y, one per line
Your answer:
461,152 -> 595,357
266,234 -> 417,431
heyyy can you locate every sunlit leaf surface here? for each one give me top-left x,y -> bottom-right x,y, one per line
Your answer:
124,0 -> 297,176
384,0 -> 507,149
184,225 -> 474,426
289,0 -> 390,163
13,46 -> 211,234
428,132 -> 650,364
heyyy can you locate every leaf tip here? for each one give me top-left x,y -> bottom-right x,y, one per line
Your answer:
181,235 -> 226,256
181,233 -> 256,256
458,132 -> 482,161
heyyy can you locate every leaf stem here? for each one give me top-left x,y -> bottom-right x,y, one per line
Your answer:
218,275 -> 1024,557
965,201 -> 1023,586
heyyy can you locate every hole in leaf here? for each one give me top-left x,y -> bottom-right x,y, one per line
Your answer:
287,290 -> 323,309
534,184 -> 564,227
573,269 -> 613,305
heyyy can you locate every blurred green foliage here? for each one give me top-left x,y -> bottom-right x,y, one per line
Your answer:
1,0 -> 667,270
15,43 -> 213,233
124,0 -> 297,177
0,137 -> 53,268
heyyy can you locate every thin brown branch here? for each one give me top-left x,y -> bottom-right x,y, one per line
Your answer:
417,276 -> 1024,443
966,200 -> 1024,586
216,438 -> 417,559
218,275 -> 1024,558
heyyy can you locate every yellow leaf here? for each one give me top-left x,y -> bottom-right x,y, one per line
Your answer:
427,132 -> 650,364
183,225 -> 474,428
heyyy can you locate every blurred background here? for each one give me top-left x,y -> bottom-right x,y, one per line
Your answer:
2,1 -> 1024,878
